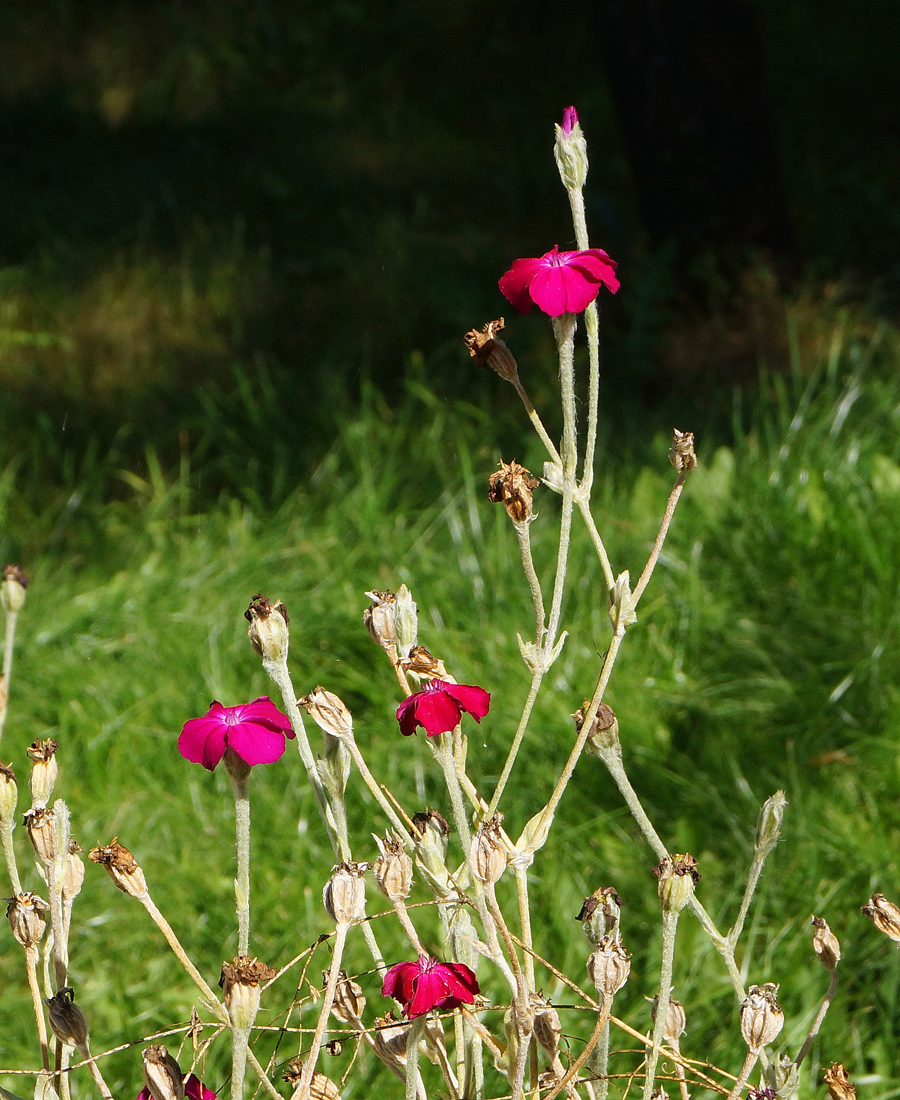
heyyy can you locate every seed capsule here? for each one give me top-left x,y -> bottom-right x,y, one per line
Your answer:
739,983 -> 784,1052
322,862 -> 368,926
219,956 -> 275,1030
1,564 -> 27,614
824,1064 -> 856,1100
142,1045 -> 185,1100
7,892 -> 49,948
487,460 -> 539,523
373,832 -> 413,902
811,915 -> 841,970
363,590 -> 398,660
653,853 -> 700,913
27,739 -> 59,809
464,318 -> 520,384
299,687 -> 354,740
88,839 -> 148,898
46,987 -> 89,1049
470,813 -> 507,886
244,594 -> 289,663
861,892 -> 900,941
587,935 -> 631,998
0,762 -> 18,824
577,886 -> 623,945
24,806 -> 57,863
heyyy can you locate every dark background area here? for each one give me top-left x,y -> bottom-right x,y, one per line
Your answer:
0,0 -> 898,505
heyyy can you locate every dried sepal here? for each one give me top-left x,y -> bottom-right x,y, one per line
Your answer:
373,832 -> 413,902
470,813 -> 507,886
1,564 -> 28,614
363,590 -> 398,660
244,594 -> 289,663
577,886 -> 623,945
27,738 -> 59,809
531,993 -> 561,1058
219,956 -> 275,1030
575,702 -> 620,757
300,687 -> 354,740
322,862 -> 368,926
862,892 -> 900,941
330,971 -> 366,1024
401,645 -> 448,680
811,915 -> 841,970
7,892 -> 49,948
88,839 -> 149,898
24,806 -> 57,863
653,853 -> 700,913
488,460 -> 539,523
824,1064 -> 856,1100
652,994 -> 686,1043
46,987 -> 88,1049
669,429 -> 697,474
739,983 -> 784,1052
587,935 -> 631,998
464,318 -> 519,383
755,791 -> 788,857
0,761 -> 17,822
142,1045 -> 185,1100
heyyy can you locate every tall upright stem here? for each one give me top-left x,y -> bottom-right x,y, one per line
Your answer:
228,770 -> 252,956
0,605 -> 20,747
642,909 -> 679,1100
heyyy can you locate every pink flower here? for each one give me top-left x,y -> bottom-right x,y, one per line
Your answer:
178,697 -> 294,771
137,1075 -> 215,1100
498,246 -> 619,317
396,680 -> 490,738
382,956 -> 480,1018
561,105 -> 579,135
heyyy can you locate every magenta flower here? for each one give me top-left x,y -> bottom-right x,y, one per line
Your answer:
396,680 -> 490,738
138,1075 -> 215,1100
561,105 -> 578,135
178,697 -> 294,771
382,956 -> 480,1018
498,246 -> 619,317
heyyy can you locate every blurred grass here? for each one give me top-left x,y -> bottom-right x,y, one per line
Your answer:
2,306 -> 900,1094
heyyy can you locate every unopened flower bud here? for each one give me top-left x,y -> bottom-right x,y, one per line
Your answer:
862,892 -> 900,941
811,916 -> 840,970
755,791 -> 787,858
300,687 -> 354,740
401,645 -> 448,680
470,813 -> 507,886
88,839 -> 148,897
27,738 -> 59,809
330,970 -> 366,1024
587,935 -> 632,998
576,702 -> 620,757
364,590 -> 398,660
62,840 -> 85,902
0,762 -> 17,823
373,832 -> 413,902
531,993 -> 561,1058
244,595 -> 289,663
219,956 -> 275,1030
322,862 -> 367,926
740,984 -> 784,1052
1,564 -> 28,614
7,892 -> 49,948
652,995 -> 686,1043
554,106 -> 589,192
393,585 -> 418,660
24,806 -> 57,863
824,1064 -> 856,1100
577,886 -> 623,945
669,430 -> 697,475
142,1045 -> 185,1100
411,809 -> 453,899
766,1054 -> 799,1100
46,987 -> 88,1049
488,460 -> 540,524
464,318 -> 519,384
654,854 -> 700,913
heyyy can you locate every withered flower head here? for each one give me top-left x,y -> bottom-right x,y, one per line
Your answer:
373,832 -> 414,902
89,838 -> 148,898
46,987 -> 88,1049
574,702 -> 620,756
531,993 -> 561,1058
322,862 -> 368,926
63,838 -> 85,902
464,318 -> 519,383
651,994 -> 686,1043
412,809 -> 450,840
811,915 -> 841,970
282,1059 -> 341,1100
372,1012 -> 412,1065
488,460 -> 540,523
470,813 -> 508,886
653,853 -> 700,913
363,590 -> 398,659
862,892 -> 900,941
669,430 -> 697,475
330,970 -> 366,1024
219,955 -> 275,1029
7,892 -> 49,948
1,564 -> 28,614
739,983 -> 784,1052
577,886 -> 623,945
299,686 -> 354,740
142,1045 -> 185,1100
587,935 -> 632,998
27,738 -> 59,809
824,1064 -> 856,1100
400,645 -> 449,680
24,806 -> 57,863
0,762 -> 17,823
244,594 -> 289,664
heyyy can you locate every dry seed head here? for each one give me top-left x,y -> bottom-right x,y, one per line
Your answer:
470,813 -> 507,886
24,806 -> 57,863
575,701 -> 620,757
401,645 -> 449,680
372,1013 -> 412,1065
669,429 -> 697,474
487,460 -> 540,523
363,590 -> 398,659
219,956 -> 275,1029
653,853 -> 700,913
811,915 -> 841,970
1,564 -> 28,614
755,791 -> 788,858
27,738 -> 59,809
531,993 -> 561,1058
322,862 -> 368,926
0,762 -> 17,823
88,839 -> 148,897
142,1045 -> 185,1100
651,994 -> 686,1043
464,318 -> 520,383
650,1090 -> 670,1100
824,1064 -> 857,1100
7,892 -> 49,948
587,935 -> 632,998
330,970 -> 366,1024
577,886 -> 623,945
862,892 -> 900,941
46,987 -> 88,1049
63,839 -> 86,902
740,983 -> 784,1052
373,832 -> 413,902
244,594 -> 289,663
300,686 -> 354,740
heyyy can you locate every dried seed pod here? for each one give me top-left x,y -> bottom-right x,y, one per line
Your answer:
669,429 -> 697,474
244,595 -> 289,663
651,994 -> 686,1043
27,739 -> 59,809
862,893 -> 900,941
531,993 -> 561,1058
576,702 -> 620,757
824,1064 -> 856,1100
464,318 -> 519,383
470,813 -> 507,886
24,806 -> 57,863
653,853 -> 700,913
330,971 -> 366,1024
577,886 -> 623,945
322,862 -> 368,926
487,460 -> 539,523
142,1045 -> 185,1100
7,892 -> 49,948
373,833 -> 413,902
372,1013 -> 411,1065
219,956 -> 275,1030
740,984 -> 784,1052
587,935 -> 632,998
88,839 -> 148,898
1,564 -> 28,614
401,645 -> 448,680
46,987 -> 88,1049
363,590 -> 398,660
62,839 -> 85,902
0,762 -> 17,824
299,687 -> 353,740
811,915 -> 841,970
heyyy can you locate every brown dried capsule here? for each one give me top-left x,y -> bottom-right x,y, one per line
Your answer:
24,806 -> 57,863
811,915 -> 841,970
373,832 -> 413,902
651,995 -> 686,1043
824,1064 -> 856,1100
27,738 -> 59,809
653,853 -> 700,913
46,987 -> 89,1049
669,429 -> 697,474
587,936 -> 632,998
464,318 -> 519,383
89,839 -> 148,898
363,590 -> 398,660
142,1045 -> 185,1100
740,983 -> 784,1052
488,460 -> 540,523
574,702 -> 620,756
7,892 -> 49,948
244,595 -> 289,663
330,971 -> 366,1024
531,993 -> 562,1058
862,892 -> 900,941
470,813 -> 507,886
322,862 -> 368,926
577,886 -> 623,945
299,687 -> 354,740
219,956 -> 275,1030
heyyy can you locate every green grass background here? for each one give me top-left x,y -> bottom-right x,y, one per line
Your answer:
2,306 -> 900,1097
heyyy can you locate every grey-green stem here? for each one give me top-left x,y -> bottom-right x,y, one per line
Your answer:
405,1017 -> 426,1100
642,910 -> 679,1100
794,966 -> 839,1067
727,1048 -> 760,1100
0,606 -> 20,747
294,922 -> 350,1100
228,771 -> 251,956
1,815 -> 22,893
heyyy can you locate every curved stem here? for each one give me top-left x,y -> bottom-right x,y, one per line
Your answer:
514,519 -> 546,644
576,497 -> 616,594
489,672 -> 543,815
794,967 -> 839,1067
642,910 -> 679,1100
512,380 -> 562,466
633,475 -> 687,606
295,923 -> 349,1100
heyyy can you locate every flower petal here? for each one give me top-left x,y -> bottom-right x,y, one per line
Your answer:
382,960 -> 417,1004
396,696 -> 421,736
239,697 -> 294,737
438,961 -> 480,1002
178,715 -> 227,771
566,249 -> 620,294
184,1076 -> 216,1100
413,690 -> 463,737
227,720 -> 287,767
498,257 -> 543,314
442,683 -> 491,722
